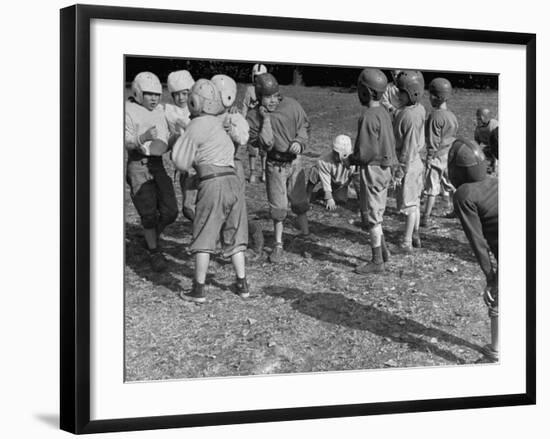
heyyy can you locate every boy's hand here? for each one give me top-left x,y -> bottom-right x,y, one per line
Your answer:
484,273 -> 498,307
222,117 -> 232,133
289,142 -> 301,154
483,282 -> 498,308
325,199 -> 337,211
393,166 -> 404,186
137,144 -> 150,155
175,118 -> 188,131
258,106 -> 270,120
140,126 -> 158,143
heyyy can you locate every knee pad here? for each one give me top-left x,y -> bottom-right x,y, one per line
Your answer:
402,205 -> 417,216
271,207 -> 287,222
291,201 -> 310,216
160,208 -> 178,227
366,221 -> 379,230
308,166 -> 320,185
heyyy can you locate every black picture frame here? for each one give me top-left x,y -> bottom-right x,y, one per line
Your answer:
60,4 -> 536,434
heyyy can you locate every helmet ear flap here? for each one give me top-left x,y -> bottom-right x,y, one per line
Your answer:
188,93 -> 203,116
131,82 -> 143,104
357,84 -> 371,104
219,89 -> 235,107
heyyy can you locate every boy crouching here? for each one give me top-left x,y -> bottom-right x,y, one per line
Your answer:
306,134 -> 357,211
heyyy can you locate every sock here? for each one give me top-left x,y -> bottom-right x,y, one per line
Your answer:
372,246 -> 383,264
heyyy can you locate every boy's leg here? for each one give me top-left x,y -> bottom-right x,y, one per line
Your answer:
423,195 -> 436,219
412,205 -> 421,248
265,160 -> 289,262
333,184 -> 349,204
218,174 -> 250,297
358,166 -> 368,228
306,165 -> 321,203
355,166 -> 391,274
180,251 -> 209,303
143,229 -> 158,250
248,144 -> 259,183
441,193 -> 455,217
231,250 -> 249,298
403,209 -> 416,246
421,165 -> 439,226
273,220 -> 284,247
355,224 -> 384,274
189,175 -> 225,261
481,306 -> 499,361
295,214 -> 309,236
287,159 -> 311,237
231,250 -> 246,279
153,163 -> 179,236
127,160 -> 167,271
398,161 -> 423,251
194,252 -> 210,284
180,172 -> 197,222
440,169 -> 456,217
127,161 -> 158,249
260,152 -> 267,182
490,309 -> 499,354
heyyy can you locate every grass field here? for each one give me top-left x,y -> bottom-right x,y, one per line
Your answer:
124,84 -> 498,381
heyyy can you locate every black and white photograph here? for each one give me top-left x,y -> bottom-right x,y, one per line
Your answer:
124,56 -> 500,381
55,3 -> 537,435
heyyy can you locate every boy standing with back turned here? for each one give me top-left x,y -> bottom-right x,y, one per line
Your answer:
393,70 -> 426,252
347,68 -> 397,274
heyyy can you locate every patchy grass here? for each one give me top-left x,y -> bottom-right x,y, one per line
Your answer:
124,84 -> 498,381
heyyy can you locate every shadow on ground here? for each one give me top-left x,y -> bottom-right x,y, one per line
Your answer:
264,285 -> 483,364
125,222 -> 234,296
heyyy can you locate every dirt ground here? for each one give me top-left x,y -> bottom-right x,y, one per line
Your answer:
124,84 -> 498,381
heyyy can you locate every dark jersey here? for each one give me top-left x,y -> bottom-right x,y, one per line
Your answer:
453,177 -> 498,278
246,96 -> 310,161
350,106 -> 397,167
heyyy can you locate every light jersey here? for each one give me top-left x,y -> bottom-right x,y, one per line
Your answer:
171,114 -> 235,173
164,103 -> 191,137
246,96 -> 310,154
240,85 -> 259,117
380,83 -> 402,114
394,103 -> 426,166
217,112 -> 250,147
124,100 -> 169,154
425,108 -> 459,156
352,106 -> 397,167
316,152 -> 356,193
474,119 -> 499,146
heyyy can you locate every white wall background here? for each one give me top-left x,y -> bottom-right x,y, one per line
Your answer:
0,0 -> 545,438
